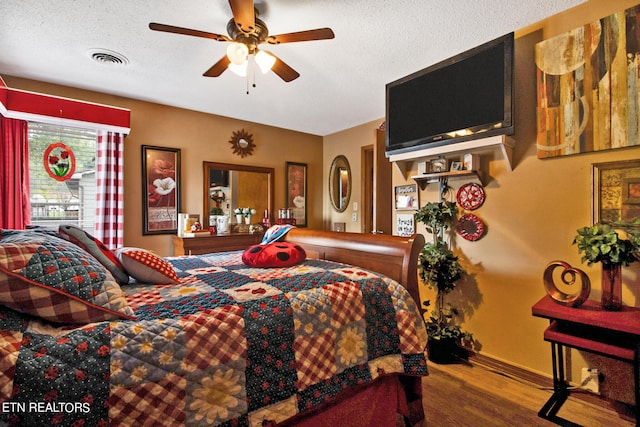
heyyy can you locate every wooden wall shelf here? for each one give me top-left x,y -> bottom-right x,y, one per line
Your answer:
387,134 -> 514,180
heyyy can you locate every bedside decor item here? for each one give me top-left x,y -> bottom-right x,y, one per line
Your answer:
456,182 -> 485,211
573,222 -> 640,310
286,162 -> 307,226
455,213 -> 485,242
142,145 -> 181,235
542,260 -> 591,307
229,129 -> 255,158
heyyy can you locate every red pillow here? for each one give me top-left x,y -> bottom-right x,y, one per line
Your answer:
242,242 -> 306,268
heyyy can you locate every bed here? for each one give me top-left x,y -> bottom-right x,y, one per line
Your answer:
0,227 -> 428,427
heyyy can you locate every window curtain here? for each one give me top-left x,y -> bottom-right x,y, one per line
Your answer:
95,130 -> 124,249
0,116 -> 30,229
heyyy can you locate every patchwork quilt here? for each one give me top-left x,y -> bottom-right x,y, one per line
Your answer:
0,251 -> 428,427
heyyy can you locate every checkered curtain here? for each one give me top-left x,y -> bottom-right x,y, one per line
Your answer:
0,116 -> 30,229
95,130 -> 124,249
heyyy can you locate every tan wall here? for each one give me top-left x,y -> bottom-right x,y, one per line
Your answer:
4,76 -> 323,257
323,119 -> 382,232
325,0 -> 640,402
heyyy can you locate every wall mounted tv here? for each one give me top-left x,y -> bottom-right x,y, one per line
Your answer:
385,32 -> 514,156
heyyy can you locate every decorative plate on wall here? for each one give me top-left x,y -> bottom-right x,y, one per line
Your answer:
456,182 -> 485,210
456,213 -> 486,241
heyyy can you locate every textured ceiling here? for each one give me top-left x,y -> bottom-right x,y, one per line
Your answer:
0,0 -> 585,135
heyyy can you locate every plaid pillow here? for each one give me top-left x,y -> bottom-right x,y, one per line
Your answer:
0,230 -> 135,323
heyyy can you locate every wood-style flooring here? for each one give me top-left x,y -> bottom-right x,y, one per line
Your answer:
422,361 -> 635,426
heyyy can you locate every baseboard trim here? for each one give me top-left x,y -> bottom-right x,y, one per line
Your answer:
467,352 -> 635,416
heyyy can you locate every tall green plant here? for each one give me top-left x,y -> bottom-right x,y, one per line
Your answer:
416,201 -> 471,342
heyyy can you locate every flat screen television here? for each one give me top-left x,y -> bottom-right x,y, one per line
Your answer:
385,32 -> 514,156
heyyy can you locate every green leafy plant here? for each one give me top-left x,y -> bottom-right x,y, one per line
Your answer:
416,200 -> 472,343
573,223 -> 640,267
210,206 -> 224,216
415,201 -> 457,239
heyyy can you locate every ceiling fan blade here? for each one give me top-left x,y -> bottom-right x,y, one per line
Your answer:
149,23 -> 229,41
203,56 -> 231,77
266,52 -> 300,82
265,28 -> 335,45
228,0 -> 255,34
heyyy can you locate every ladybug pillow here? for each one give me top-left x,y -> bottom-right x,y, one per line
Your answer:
242,242 -> 307,268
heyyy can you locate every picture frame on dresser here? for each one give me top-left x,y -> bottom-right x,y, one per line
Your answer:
286,161 -> 307,227
592,159 -> 640,224
142,145 -> 181,235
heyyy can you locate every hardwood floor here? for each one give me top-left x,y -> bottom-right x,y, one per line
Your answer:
422,361 -> 635,426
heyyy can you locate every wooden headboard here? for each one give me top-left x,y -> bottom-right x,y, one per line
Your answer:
283,229 -> 425,309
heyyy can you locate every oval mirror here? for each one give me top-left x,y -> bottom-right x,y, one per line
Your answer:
329,155 -> 351,212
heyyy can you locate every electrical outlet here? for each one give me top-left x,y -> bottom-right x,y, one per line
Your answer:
352,213 -> 357,222
580,368 -> 599,394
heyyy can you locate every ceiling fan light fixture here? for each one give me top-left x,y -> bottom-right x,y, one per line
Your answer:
255,50 -> 276,74
226,42 -> 248,65
228,61 -> 248,77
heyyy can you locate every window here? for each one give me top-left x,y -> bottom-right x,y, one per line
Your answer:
28,123 -> 97,232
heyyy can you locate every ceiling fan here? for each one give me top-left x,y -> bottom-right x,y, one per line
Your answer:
149,0 -> 335,82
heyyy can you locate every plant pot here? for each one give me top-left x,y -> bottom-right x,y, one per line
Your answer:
601,263 -> 622,311
235,214 -> 243,224
427,338 -> 460,364
245,216 -> 251,225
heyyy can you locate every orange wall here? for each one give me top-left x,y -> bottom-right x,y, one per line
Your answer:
3,76 -> 323,257
324,0 -> 640,402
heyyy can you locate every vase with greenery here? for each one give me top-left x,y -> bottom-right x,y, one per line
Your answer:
573,222 -> 640,310
416,201 -> 472,362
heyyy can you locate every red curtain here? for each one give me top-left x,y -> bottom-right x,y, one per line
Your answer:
0,116 -> 30,229
95,130 -> 124,249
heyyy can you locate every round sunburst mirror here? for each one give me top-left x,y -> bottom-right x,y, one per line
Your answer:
229,129 -> 255,158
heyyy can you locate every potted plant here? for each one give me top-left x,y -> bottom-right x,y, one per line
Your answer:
416,201 -> 472,363
573,222 -> 640,310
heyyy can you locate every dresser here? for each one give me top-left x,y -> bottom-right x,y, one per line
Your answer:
173,233 -> 264,256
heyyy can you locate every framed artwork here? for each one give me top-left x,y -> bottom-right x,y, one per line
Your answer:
142,145 -> 181,235
535,4 -> 640,158
396,213 -> 415,237
592,160 -> 640,224
394,184 -> 419,210
286,161 -> 307,227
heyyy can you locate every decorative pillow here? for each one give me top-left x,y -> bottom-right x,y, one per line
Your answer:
58,224 -> 130,285
0,230 -> 135,323
242,242 -> 307,268
114,247 -> 179,284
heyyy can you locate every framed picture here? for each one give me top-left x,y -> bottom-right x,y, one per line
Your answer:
395,184 -> 419,210
286,161 -> 307,227
450,161 -> 463,171
142,145 -> 181,235
592,160 -> 640,224
396,213 -> 415,237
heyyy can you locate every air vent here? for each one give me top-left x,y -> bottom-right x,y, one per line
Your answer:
87,49 -> 129,66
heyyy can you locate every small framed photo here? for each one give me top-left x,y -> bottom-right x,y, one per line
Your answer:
430,158 -> 448,173
417,161 -> 428,175
450,161 -> 463,171
395,184 -> 419,210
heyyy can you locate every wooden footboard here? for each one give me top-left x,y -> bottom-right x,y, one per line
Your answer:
283,229 -> 425,311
